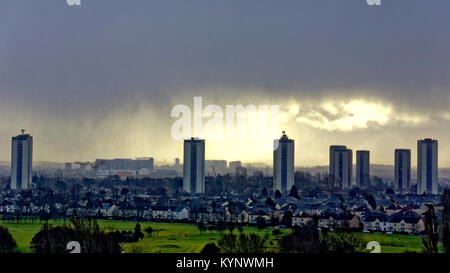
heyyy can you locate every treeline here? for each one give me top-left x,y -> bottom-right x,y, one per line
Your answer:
199,223 -> 368,254
0,215 -> 146,253
1,170 -> 391,200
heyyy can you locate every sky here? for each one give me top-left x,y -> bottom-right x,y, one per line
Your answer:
0,0 -> 450,167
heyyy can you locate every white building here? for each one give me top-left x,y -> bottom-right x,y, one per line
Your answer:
330,146 -> 352,189
395,149 -> 411,192
205,160 -> 228,176
95,157 -> 154,171
11,130 -> 33,190
273,131 -> 294,195
417,139 -> 438,194
229,161 -> 242,174
183,138 -> 205,194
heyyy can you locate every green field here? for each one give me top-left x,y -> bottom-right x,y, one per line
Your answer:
0,219 -> 439,253
357,232 -> 432,253
0,219 -> 286,253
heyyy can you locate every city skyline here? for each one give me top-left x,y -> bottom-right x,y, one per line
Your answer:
1,1 -> 450,166
0,129 -> 446,170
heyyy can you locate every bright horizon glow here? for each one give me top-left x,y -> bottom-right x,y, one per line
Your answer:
0,97 -> 447,168
1,1 -> 450,167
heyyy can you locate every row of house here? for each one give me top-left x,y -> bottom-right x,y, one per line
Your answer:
361,211 -> 425,234
0,188 -> 440,235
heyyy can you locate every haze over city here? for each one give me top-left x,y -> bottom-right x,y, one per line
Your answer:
1,0 -> 450,166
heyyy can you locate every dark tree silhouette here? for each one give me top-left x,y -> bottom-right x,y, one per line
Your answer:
366,194 -> 377,210
227,222 -> 235,234
280,224 -> 366,253
145,226 -> 154,237
31,216 -> 122,253
275,190 -> 282,198
197,222 -> 207,235
289,185 -> 300,199
422,205 -> 439,253
256,217 -> 266,230
134,223 -> 144,240
201,243 -> 220,253
325,232 -> 367,253
31,224 -> 75,253
443,189 -> 450,254
0,226 -> 17,253
217,233 -> 268,253
120,188 -> 130,196
265,197 -> 275,207
261,187 -> 268,197
279,224 -> 327,253
281,211 -> 293,228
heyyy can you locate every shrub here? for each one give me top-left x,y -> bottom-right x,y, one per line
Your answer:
0,226 -> 17,253
201,243 -> 220,253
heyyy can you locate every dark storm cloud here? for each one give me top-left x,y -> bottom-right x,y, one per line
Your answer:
1,1 -> 449,103
0,0 -> 449,163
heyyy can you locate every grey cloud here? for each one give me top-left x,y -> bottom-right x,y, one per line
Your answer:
0,0 -> 449,164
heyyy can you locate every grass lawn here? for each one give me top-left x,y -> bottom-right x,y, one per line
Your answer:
357,232 -> 444,253
117,223 -> 289,253
0,219 -> 286,253
0,219 -> 442,253
0,219 -> 69,253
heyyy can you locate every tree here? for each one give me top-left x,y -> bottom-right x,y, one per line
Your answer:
422,205 -> 439,253
237,226 -> 243,233
444,224 -> 450,254
55,180 -> 68,192
215,221 -> 226,235
280,224 -> 367,253
289,185 -> 300,199
0,226 -> 17,253
325,232 -> 367,253
366,194 -> 377,210
217,233 -> 268,253
31,224 -> 75,253
279,224 -> 327,253
227,223 -> 235,234
134,223 -> 144,240
31,216 -> 122,253
120,188 -> 130,196
197,222 -> 207,235
348,187 -> 362,199
144,226 -> 154,237
272,229 -> 282,236
281,211 -> 293,228
207,225 -> 216,234
442,189 -> 450,254
261,187 -> 268,197
265,197 -> 275,207
201,243 -> 220,253
256,216 -> 266,230
275,190 -> 282,198
270,215 -> 280,227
